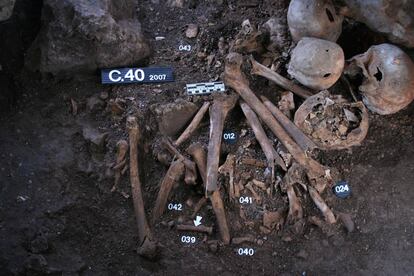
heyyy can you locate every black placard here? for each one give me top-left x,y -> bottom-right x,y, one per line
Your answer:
332,180 -> 351,199
223,131 -> 238,144
101,67 -> 174,84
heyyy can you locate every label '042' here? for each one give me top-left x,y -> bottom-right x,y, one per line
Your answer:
101,67 -> 174,84
332,180 -> 351,199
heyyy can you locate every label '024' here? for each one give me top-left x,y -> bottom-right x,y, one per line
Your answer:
101,67 -> 174,84
332,180 -> 351,199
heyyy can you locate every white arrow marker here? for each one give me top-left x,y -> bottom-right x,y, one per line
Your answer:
193,216 -> 202,227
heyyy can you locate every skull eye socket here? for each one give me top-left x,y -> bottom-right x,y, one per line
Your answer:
326,8 -> 335,22
374,67 -> 383,81
323,73 -> 331,78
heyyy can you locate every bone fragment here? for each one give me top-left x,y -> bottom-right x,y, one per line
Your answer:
176,224 -> 213,235
111,140 -> 129,192
261,96 -> 317,153
152,160 -> 185,223
224,53 -> 326,180
206,94 -> 238,194
240,101 -> 287,177
162,138 -> 197,185
250,56 -> 314,99
287,185 -> 303,223
174,102 -> 211,146
218,154 -> 236,201
126,116 -> 155,246
308,186 -> 336,224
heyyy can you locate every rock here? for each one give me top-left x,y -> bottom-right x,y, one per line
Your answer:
167,0 -> 185,8
262,17 -> 288,52
82,126 -> 108,156
26,0 -> 150,76
263,210 -> 284,230
87,96 -> 105,113
25,254 -> 48,273
137,238 -> 158,260
186,24 -> 199,38
30,235 -> 49,253
0,0 -> 15,21
208,240 -> 219,253
338,212 -> 355,233
342,0 -> 414,48
153,99 -> 198,136
296,249 -> 308,260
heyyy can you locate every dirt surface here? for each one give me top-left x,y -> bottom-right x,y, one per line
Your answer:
1,1 -> 414,275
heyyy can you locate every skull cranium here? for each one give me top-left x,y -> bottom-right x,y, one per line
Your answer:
345,43 -> 414,115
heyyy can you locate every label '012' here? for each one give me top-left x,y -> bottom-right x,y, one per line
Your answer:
101,67 -> 174,84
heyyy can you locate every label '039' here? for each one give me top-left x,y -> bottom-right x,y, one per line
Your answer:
332,180 -> 351,199
101,67 -> 174,84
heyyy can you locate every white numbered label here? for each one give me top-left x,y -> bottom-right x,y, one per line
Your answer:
168,203 -> 183,211
238,248 -> 255,256
181,236 -> 196,244
239,196 -> 253,204
179,45 -> 192,51
335,185 -> 349,193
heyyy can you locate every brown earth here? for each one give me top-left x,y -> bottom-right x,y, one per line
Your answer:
1,1 -> 413,275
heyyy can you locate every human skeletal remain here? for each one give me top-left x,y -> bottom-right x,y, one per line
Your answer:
345,43 -> 414,115
287,0 -> 343,42
288,37 -> 345,90
294,90 -> 369,150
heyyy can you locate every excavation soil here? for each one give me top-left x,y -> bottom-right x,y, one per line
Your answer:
1,1 -> 413,275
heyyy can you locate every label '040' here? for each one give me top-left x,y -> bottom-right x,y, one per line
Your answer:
101,67 -> 174,84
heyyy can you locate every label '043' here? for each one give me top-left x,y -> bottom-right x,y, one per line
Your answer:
332,180 -> 351,199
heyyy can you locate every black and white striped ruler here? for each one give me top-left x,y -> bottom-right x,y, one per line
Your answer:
186,81 -> 226,95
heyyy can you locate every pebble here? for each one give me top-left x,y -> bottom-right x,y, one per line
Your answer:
185,24 -> 199,38
296,249 -> 308,259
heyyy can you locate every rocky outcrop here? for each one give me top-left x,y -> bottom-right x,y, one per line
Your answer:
341,0 -> 414,48
26,0 -> 150,76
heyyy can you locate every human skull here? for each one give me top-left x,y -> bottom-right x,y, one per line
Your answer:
345,44 -> 414,115
287,0 -> 343,42
288,37 -> 345,90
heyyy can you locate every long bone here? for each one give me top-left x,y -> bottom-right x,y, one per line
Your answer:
249,56 -> 314,99
126,116 -> 155,246
260,96 -> 317,153
240,101 -> 287,181
187,143 -> 231,244
224,53 -> 326,180
174,102 -> 210,146
205,94 -> 239,194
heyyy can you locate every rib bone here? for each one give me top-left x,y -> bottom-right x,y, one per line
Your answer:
206,94 -> 238,194
224,53 -> 326,180
250,56 -> 314,99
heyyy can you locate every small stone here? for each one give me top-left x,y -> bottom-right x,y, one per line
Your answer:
338,124 -> 348,135
87,96 -> 105,113
296,249 -> 308,259
99,91 -> 109,100
282,235 -> 292,242
185,24 -> 199,38
30,235 -> 49,253
256,239 -> 264,246
25,254 -> 48,273
322,239 -> 329,247
155,36 -> 165,41
338,212 -> 355,233
82,126 -> 108,156
208,241 -> 219,253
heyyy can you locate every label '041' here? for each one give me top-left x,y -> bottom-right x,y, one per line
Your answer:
101,67 -> 174,84
332,180 -> 351,199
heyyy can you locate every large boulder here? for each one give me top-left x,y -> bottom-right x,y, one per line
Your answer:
341,0 -> 414,48
0,0 -> 16,21
26,0 -> 150,76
